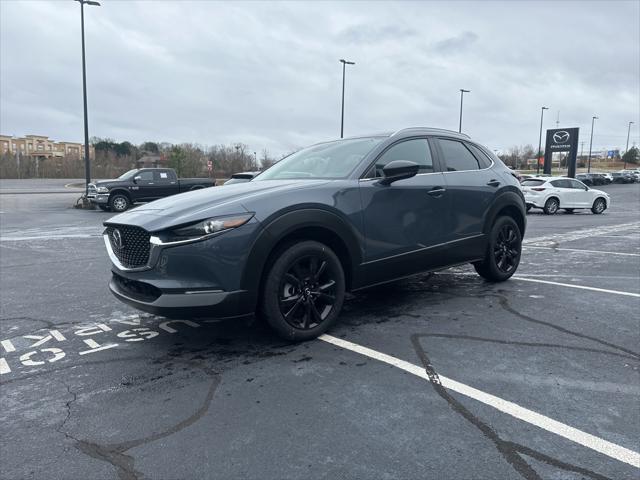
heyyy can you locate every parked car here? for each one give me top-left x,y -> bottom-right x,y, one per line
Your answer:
103,127 -> 526,341
575,173 -> 594,186
88,168 -> 215,212
522,177 -> 610,214
611,172 -> 635,184
620,170 -> 640,182
589,173 -> 609,185
223,171 -> 261,185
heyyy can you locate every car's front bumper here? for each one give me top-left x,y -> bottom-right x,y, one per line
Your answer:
88,193 -> 109,205
109,272 -> 251,318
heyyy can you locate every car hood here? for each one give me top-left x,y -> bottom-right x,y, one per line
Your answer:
104,179 -> 329,232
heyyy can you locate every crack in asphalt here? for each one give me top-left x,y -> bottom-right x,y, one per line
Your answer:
410,334 -> 615,480
43,357 -> 221,480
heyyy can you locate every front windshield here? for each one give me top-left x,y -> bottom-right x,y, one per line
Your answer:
256,137 -> 385,181
117,169 -> 139,180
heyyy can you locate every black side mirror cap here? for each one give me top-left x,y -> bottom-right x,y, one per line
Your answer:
133,176 -> 141,183
379,160 -> 420,185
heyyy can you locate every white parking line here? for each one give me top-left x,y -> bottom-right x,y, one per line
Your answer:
524,246 -> 640,257
513,277 -> 640,298
319,334 -> 640,468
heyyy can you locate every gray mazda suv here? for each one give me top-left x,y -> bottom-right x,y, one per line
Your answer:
104,127 -> 526,340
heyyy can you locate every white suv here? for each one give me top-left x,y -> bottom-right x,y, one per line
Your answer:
522,177 -> 610,215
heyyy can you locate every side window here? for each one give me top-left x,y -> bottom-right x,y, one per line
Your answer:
570,179 -> 586,190
466,143 -> 493,169
154,170 -> 171,183
550,179 -> 570,188
438,139 -> 480,171
366,139 -> 433,178
138,171 -> 154,182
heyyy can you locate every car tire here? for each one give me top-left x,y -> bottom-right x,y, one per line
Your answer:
261,240 -> 345,341
473,216 -> 522,282
564,208 -> 574,214
98,205 -> 111,212
591,198 -> 606,214
543,197 -> 559,215
109,194 -> 130,213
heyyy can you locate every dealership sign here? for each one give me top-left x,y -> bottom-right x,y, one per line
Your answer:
543,127 -> 579,177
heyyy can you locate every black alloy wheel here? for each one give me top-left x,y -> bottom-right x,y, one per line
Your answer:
473,216 -> 522,282
493,222 -> 520,274
279,255 -> 336,330
261,240 -> 345,341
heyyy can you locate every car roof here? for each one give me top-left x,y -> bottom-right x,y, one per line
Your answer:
340,127 -> 472,142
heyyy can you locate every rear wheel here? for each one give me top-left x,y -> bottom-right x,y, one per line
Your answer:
473,216 -> 522,282
543,197 -> 559,215
261,241 -> 345,341
591,198 -> 606,214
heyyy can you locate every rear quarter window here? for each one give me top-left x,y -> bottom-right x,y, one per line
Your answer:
521,179 -> 545,186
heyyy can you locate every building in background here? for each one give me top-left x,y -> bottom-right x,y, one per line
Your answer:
0,134 -> 94,158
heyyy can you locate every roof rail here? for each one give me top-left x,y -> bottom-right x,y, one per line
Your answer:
391,127 -> 471,139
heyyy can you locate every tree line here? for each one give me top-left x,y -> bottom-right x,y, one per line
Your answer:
0,138 -> 281,179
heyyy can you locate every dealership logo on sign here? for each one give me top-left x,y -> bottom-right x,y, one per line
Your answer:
553,131 -> 570,144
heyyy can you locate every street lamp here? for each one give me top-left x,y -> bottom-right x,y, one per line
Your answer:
624,121 -> 634,169
339,59 -> 355,138
536,106 -> 549,175
458,89 -> 470,133
75,0 -> 100,198
587,116 -> 598,173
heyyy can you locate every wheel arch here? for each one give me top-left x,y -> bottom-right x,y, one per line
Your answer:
483,191 -> 527,237
109,189 -> 132,202
241,209 -> 362,307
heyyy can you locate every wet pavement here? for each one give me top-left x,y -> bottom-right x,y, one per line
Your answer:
1,182 -> 638,480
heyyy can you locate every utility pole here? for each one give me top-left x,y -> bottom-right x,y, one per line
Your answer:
458,89 -> 470,133
587,116 -> 598,173
339,59 -> 355,138
75,0 -> 100,198
536,106 -> 548,175
624,121 -> 634,169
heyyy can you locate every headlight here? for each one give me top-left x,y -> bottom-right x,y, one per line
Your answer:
153,213 -> 254,245
96,186 -> 110,193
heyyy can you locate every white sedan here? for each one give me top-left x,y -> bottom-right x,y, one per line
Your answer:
521,177 -> 610,215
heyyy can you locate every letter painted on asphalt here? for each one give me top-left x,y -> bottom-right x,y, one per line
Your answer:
158,320 -> 200,334
19,348 -> 65,366
116,328 -> 159,342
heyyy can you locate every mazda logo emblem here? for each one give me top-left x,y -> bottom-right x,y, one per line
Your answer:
112,229 -> 124,250
553,131 -> 570,144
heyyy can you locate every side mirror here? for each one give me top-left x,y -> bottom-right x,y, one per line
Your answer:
379,160 -> 420,186
133,175 -> 141,183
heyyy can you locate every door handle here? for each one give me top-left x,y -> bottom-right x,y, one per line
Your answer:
487,179 -> 500,187
427,187 -> 446,197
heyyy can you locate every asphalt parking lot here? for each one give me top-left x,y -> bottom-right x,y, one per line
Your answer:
1,181 -> 639,480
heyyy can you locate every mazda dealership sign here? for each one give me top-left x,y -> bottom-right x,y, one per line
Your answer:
544,127 -> 579,177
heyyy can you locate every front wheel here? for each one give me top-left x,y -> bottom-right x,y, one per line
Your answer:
109,194 -> 130,213
261,241 -> 345,341
543,197 -> 559,215
473,216 -> 522,282
591,198 -> 606,214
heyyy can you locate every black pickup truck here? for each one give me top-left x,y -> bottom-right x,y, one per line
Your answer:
88,168 -> 215,212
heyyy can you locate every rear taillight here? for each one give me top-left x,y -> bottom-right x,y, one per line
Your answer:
532,187 -> 546,191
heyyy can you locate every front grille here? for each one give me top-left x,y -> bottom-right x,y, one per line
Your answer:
105,225 -> 151,268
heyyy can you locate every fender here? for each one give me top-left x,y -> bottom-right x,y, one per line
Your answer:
109,188 -> 132,201
241,208 -> 363,300
482,188 -> 527,236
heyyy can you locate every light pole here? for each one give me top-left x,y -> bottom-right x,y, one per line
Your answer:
458,89 -> 470,133
339,59 -> 355,138
75,0 -> 100,197
536,106 -> 549,175
624,121 -> 634,169
587,116 -> 598,173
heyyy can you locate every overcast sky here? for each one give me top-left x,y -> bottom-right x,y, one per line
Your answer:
1,0 -> 639,156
